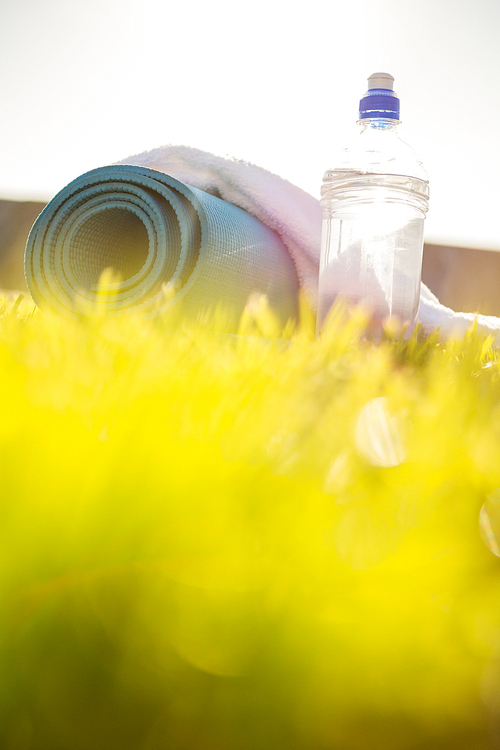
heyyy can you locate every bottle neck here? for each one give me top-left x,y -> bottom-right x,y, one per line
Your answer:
357,118 -> 401,133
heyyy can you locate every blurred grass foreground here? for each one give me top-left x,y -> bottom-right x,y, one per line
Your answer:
2,293 -> 500,750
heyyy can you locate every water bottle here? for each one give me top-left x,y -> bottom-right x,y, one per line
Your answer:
317,72 -> 429,335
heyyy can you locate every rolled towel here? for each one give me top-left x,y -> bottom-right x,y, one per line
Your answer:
25,164 -> 300,330
118,146 -> 500,342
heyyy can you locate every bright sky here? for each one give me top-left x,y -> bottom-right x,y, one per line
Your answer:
1,0 -> 500,250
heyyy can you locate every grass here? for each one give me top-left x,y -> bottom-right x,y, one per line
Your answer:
1,292 -> 500,749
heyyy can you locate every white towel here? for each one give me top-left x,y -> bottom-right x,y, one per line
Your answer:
118,145 -> 500,342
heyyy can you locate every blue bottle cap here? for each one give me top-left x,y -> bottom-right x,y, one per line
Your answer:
359,72 -> 400,120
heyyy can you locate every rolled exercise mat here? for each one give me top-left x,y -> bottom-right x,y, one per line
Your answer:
25,164 -> 300,330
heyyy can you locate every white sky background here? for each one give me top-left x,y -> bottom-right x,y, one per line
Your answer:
1,0 -> 500,249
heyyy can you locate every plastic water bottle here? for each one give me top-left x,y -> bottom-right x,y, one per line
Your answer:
317,72 -> 429,334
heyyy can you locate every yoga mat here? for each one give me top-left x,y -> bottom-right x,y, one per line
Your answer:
25,164 -> 300,330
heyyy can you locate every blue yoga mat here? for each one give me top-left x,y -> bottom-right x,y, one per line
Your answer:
25,165 -> 299,330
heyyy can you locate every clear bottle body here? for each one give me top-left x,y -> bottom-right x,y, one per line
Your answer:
317,120 -> 429,334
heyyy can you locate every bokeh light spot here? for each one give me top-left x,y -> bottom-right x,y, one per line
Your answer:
479,490 -> 500,557
354,397 -> 407,467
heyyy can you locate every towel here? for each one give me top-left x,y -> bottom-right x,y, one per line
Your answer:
418,283 -> 500,341
117,146 -> 500,341
25,163 -> 299,330
26,144 -> 500,341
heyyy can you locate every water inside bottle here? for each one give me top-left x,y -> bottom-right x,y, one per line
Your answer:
317,174 -> 427,333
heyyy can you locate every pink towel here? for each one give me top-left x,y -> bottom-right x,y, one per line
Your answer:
118,145 -> 500,342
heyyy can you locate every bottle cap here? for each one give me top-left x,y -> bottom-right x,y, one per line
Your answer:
359,72 -> 400,120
